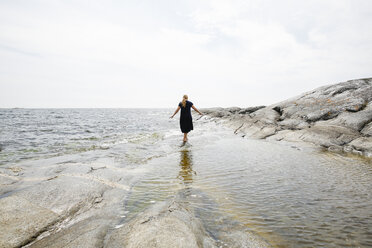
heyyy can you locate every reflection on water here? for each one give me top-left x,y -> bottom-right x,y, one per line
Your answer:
178,149 -> 193,187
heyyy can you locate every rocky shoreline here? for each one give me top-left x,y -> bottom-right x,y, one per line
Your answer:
0,162 -> 272,248
202,78 -> 372,157
1,78 -> 371,248
0,152 -> 272,248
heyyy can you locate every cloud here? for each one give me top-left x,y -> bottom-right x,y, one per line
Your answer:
0,0 -> 371,107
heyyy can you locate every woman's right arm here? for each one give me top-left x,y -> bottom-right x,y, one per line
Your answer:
192,105 -> 203,115
170,106 -> 181,118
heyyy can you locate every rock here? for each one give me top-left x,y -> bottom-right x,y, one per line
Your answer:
224,107 -> 241,114
268,125 -> 358,148
250,108 -> 280,125
106,200 -> 217,248
0,173 -> 19,196
361,122 -> 372,136
15,176 -> 108,215
327,145 -> 343,153
238,106 -> 265,114
277,118 -> 309,130
230,108 -> 280,139
0,173 -> 119,247
0,195 -> 59,247
219,230 -> 272,248
343,145 -> 361,154
204,78 -> 372,157
106,198 -> 271,248
239,124 -> 277,139
266,129 -> 303,142
202,106 -> 265,119
273,78 -> 372,122
318,103 -> 372,131
29,217 -> 110,248
349,137 -> 372,156
303,123 -> 360,147
201,108 -> 231,118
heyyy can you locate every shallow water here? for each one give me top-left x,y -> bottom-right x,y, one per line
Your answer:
1,109 -> 371,247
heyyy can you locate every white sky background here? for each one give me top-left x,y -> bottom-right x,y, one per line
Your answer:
0,0 -> 371,108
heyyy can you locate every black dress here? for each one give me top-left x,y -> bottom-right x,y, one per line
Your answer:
179,101 -> 193,133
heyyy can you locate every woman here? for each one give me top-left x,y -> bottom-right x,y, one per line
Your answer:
170,95 -> 203,142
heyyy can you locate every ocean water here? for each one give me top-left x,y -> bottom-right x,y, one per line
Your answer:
0,108 -> 175,165
1,109 -> 371,247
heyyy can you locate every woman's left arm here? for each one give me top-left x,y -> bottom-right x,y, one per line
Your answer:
192,105 -> 203,115
170,106 -> 181,118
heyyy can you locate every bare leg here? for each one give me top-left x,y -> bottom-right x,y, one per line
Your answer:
183,133 -> 188,142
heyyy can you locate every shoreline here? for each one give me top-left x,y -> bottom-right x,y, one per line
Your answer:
201,77 -> 372,158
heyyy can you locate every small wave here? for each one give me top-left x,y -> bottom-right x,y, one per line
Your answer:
71,144 -> 110,152
163,129 -> 180,139
100,144 -> 110,150
70,136 -> 100,141
124,153 -> 163,165
127,132 -> 165,145
40,129 -> 54,132
20,148 -> 41,153
115,138 -> 128,145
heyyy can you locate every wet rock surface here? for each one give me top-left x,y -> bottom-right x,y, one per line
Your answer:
28,217 -> 111,248
106,199 -> 271,248
0,196 -> 59,248
0,159 -> 131,248
202,78 -> 372,157
0,156 -> 271,248
106,200 -> 216,248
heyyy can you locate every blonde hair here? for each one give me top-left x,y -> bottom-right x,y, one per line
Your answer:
181,95 -> 188,107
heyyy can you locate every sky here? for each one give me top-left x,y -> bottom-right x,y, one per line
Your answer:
0,0 -> 371,108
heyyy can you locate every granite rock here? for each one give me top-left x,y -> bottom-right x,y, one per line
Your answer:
0,196 -> 59,247
106,200 -> 217,248
205,78 -> 372,157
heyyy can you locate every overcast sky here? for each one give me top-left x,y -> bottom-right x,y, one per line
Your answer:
0,0 -> 371,108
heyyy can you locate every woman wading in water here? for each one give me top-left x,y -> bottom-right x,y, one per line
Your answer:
170,95 -> 203,142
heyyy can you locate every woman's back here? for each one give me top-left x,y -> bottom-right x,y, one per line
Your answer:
179,101 -> 193,119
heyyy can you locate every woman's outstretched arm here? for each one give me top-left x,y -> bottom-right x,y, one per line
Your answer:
170,106 -> 181,118
192,105 -> 203,115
